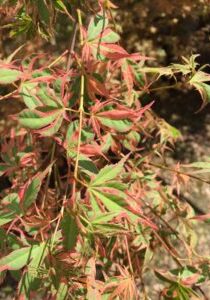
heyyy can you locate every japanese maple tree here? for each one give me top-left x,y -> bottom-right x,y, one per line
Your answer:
0,1 -> 210,299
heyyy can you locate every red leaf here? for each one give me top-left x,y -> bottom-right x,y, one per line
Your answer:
97,109 -> 134,120
80,143 -> 107,160
87,76 -> 108,100
181,274 -> 200,286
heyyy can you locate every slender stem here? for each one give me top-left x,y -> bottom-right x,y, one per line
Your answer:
147,161 -> 210,186
47,50 -> 68,69
50,205 -> 64,251
77,9 -> 84,46
74,75 -> 84,180
65,107 -> 91,116
149,83 -> 179,92
74,9 -> 84,181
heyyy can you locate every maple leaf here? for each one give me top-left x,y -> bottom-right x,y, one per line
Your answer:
82,14 -> 121,61
189,70 -> 210,107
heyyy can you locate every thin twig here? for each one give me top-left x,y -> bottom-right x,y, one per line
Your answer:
147,161 -> 210,186
74,9 -> 84,181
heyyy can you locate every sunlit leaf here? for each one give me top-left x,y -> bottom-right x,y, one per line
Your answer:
87,14 -> 108,41
90,161 -> 124,187
0,243 -> 46,272
0,68 -> 22,84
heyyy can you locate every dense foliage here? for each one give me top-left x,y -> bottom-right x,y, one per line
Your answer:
0,1 -> 210,299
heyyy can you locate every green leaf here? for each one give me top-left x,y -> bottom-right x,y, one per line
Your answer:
98,117 -> 132,132
19,108 -> 60,129
88,15 -> 108,41
23,178 -> 41,210
54,0 -> 68,12
0,211 -> 17,227
193,82 -> 210,103
101,30 -> 120,43
91,190 -> 126,211
2,193 -> 21,212
18,241 -> 49,298
37,85 -> 61,107
189,71 -> 210,103
90,162 -> 124,187
89,193 -> 101,213
56,282 -> 68,300
90,190 -> 138,222
0,244 -> 45,272
61,213 -> 78,250
20,82 -> 40,109
91,212 -> 119,224
190,70 -> 210,83
79,159 -> 98,175
66,120 -> 78,144
40,114 -> 63,136
190,162 -> 210,168
0,194 -> 21,226
92,223 -> 126,235
0,68 -> 22,84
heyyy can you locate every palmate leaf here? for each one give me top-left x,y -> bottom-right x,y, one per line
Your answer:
84,15 -> 120,60
0,68 -> 22,84
87,14 -> 108,41
90,189 -> 138,222
91,212 -> 119,224
88,161 -> 131,218
97,117 -> 132,132
89,161 -> 124,187
189,71 -> 210,103
19,109 -> 58,129
20,82 -> 41,109
18,240 -> 49,299
68,150 -> 99,175
19,106 -> 64,135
